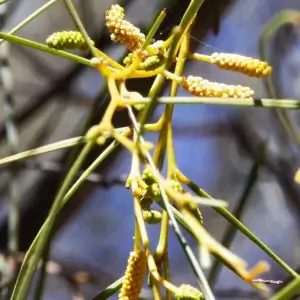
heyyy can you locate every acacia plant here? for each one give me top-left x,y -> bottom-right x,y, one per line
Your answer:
0,1 -> 299,299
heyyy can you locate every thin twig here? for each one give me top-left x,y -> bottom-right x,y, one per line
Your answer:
64,0 -> 98,57
92,277 -> 123,300
10,142 -> 95,300
127,106 -> 215,300
122,97 -> 300,109
0,33 -> 93,67
187,182 -> 299,279
0,136 -> 85,166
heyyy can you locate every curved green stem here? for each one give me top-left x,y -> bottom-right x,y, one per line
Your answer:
11,136 -> 123,300
270,277 -> 300,300
92,277 -> 123,300
64,0 -> 98,57
0,33 -> 93,66
187,180 -> 299,279
11,142 -> 94,300
0,136 -> 85,165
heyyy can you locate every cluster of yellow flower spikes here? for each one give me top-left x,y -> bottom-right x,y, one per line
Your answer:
181,76 -> 255,98
45,2 -> 273,100
105,4 -> 146,52
118,251 -> 148,300
210,52 -> 272,77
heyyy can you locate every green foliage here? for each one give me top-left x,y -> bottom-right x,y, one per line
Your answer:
0,1 -> 299,300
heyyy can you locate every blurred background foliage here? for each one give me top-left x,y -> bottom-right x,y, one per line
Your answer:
0,0 -> 299,299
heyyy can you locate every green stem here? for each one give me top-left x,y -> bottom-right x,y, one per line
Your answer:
128,106 -> 215,300
270,277 -> 300,300
0,33 -> 93,66
187,181 -> 299,279
33,243 -> 50,300
11,137 -> 122,300
0,0 -> 60,45
178,0 -> 205,34
144,9 -> 167,53
0,127 -> 127,166
167,31 -> 190,178
10,142 -> 94,300
137,27 -> 181,137
152,35 -> 191,297
64,0 -> 98,57
0,136 -> 85,166
137,0 -> 205,134
92,277 -> 123,300
123,97 -> 300,108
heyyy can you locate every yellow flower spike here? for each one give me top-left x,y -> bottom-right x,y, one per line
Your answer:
211,52 -> 272,77
118,250 -> 148,300
46,31 -> 94,50
175,284 -> 204,300
181,76 -> 255,98
106,4 -> 125,19
142,210 -> 163,224
105,4 -> 146,52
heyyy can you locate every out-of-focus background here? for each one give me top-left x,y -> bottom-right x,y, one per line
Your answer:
0,0 -> 300,299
